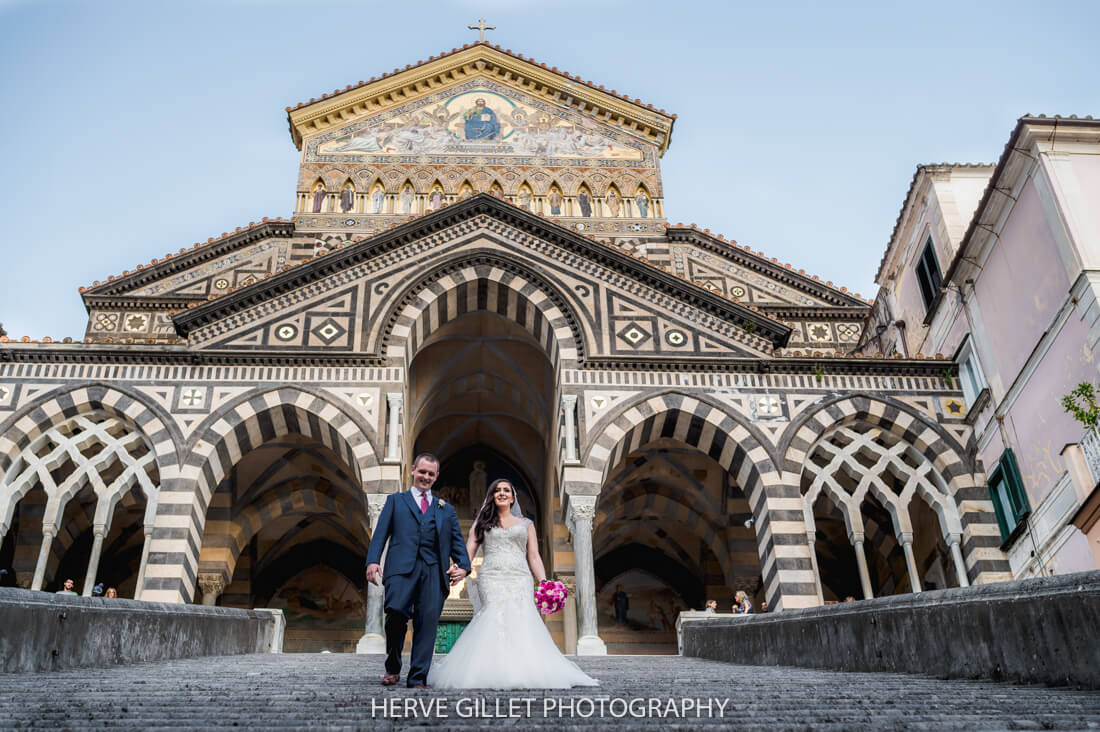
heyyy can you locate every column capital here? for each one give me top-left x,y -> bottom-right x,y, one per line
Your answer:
365,493 -> 388,524
386,392 -> 404,406
559,575 -> 577,593
561,393 -> 578,407
566,495 -> 597,534
848,531 -> 865,545
197,572 -> 227,598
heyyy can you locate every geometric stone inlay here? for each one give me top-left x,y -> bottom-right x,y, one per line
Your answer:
310,317 -> 347,346
616,322 -> 651,349
274,324 -> 299,342
664,328 -> 687,347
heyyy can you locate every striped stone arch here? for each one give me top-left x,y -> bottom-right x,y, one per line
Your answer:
780,393 -> 976,487
141,385 -> 381,603
376,254 -> 586,368
199,484 -> 370,584
781,393 -> 1008,585
0,382 -> 180,479
582,391 -> 819,611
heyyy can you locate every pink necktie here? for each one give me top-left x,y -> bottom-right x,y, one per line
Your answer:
419,493 -> 429,514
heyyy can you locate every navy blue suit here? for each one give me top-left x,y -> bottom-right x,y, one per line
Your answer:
365,490 -> 470,686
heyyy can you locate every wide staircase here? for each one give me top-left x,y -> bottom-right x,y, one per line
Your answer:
600,627 -> 677,654
4,654 -> 1098,729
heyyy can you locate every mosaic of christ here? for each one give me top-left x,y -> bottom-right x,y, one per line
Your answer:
318,89 -> 643,161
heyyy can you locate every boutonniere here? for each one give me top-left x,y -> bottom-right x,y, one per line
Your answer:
437,499 -> 446,508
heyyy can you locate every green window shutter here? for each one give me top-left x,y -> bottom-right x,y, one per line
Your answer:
988,448 -> 1031,542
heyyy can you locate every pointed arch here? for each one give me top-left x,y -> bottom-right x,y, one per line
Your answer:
373,252 -> 586,367
0,382 -> 180,477
338,179 -> 356,214
605,184 -> 624,217
396,179 -> 417,214
581,390 -> 818,609
780,393 -> 976,488
426,180 -> 446,211
309,179 -> 328,213
140,385 -> 380,603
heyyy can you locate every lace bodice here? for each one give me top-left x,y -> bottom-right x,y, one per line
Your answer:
480,519 -> 530,571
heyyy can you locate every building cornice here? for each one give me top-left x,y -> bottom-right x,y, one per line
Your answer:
940,116 -> 1100,295
757,305 -> 870,320
0,342 -> 955,378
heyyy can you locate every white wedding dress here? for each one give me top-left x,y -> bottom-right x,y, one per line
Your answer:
427,519 -> 599,689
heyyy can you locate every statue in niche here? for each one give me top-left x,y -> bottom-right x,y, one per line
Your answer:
577,190 -> 592,217
428,188 -> 444,211
340,187 -> 354,213
458,185 -> 473,200
606,190 -> 621,217
311,188 -> 326,213
371,188 -> 385,214
636,191 -> 650,218
548,190 -> 562,215
463,98 -> 500,141
400,185 -> 415,214
468,460 -> 488,513
517,189 -> 532,210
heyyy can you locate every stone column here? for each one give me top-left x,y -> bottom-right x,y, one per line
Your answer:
357,493 -> 388,654
850,532 -> 874,600
134,525 -> 153,600
900,533 -> 922,593
561,575 -> 578,655
561,394 -> 579,463
81,524 -> 107,597
567,496 -> 606,655
385,393 -> 403,462
30,526 -> 56,591
949,535 -> 970,587
197,573 -> 226,606
806,530 -> 825,605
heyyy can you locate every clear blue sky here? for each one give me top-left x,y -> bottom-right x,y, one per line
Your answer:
1,0 -> 1097,339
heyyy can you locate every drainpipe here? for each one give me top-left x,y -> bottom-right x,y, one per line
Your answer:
894,320 -> 909,358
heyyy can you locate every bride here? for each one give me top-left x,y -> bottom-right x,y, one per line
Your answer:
427,479 -> 599,689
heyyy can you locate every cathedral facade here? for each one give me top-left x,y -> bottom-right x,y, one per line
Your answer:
0,44 -> 1009,653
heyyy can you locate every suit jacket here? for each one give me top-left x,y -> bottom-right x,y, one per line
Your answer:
365,490 -> 471,593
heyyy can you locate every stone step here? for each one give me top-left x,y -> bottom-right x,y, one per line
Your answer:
1,653 -> 1097,729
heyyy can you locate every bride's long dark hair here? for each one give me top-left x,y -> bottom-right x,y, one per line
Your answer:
473,479 -> 514,544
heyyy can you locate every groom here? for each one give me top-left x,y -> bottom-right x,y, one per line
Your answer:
365,453 -> 470,688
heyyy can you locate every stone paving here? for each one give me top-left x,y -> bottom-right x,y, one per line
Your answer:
1,654 -> 1098,730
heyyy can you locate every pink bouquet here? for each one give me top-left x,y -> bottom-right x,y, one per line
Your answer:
534,579 -> 568,615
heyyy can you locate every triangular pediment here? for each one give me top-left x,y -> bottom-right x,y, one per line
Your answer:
80,220 -> 311,301
174,196 -> 789,361
287,43 -> 675,156
309,77 -> 647,165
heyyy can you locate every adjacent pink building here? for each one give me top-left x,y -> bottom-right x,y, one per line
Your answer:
864,116 -> 1100,577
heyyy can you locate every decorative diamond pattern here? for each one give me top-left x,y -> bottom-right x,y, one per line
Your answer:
311,317 -> 347,346
616,322 -> 651,349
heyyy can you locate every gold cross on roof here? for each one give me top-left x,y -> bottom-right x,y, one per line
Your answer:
468,18 -> 496,43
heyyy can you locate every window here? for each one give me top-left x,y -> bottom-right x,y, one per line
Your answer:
915,236 -> 943,311
956,337 -> 988,407
988,449 -> 1030,542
